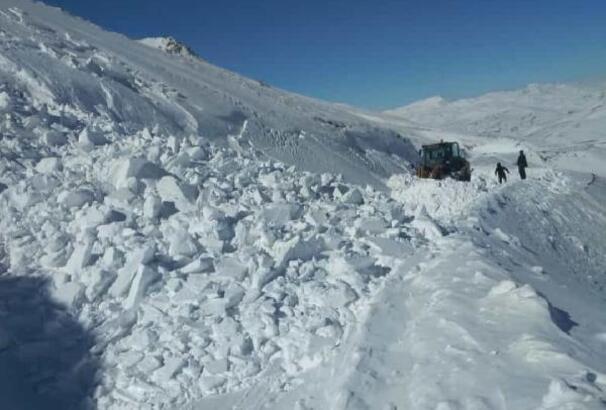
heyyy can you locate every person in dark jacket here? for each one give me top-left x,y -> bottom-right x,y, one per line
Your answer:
517,150 -> 528,180
495,162 -> 509,184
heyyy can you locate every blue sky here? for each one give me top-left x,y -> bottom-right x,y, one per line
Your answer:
44,0 -> 606,109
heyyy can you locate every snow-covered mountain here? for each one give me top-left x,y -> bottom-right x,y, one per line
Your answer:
1,1 -> 606,409
0,0 -> 417,188
384,83 -> 606,176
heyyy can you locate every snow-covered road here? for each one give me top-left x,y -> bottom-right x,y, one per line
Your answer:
1,1 -> 605,409
328,169 -> 606,410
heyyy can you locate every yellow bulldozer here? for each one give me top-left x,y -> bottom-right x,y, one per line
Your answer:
415,141 -> 471,181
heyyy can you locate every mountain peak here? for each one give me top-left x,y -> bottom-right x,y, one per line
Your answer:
138,36 -> 198,58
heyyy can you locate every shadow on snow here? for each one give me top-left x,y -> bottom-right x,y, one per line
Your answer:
0,275 -> 99,410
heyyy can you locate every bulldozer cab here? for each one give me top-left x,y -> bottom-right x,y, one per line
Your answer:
419,142 -> 462,166
416,141 -> 471,181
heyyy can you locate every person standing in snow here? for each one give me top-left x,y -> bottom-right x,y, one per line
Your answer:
517,150 -> 528,180
495,162 -> 509,184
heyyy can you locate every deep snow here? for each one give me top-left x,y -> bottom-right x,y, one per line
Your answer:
0,1 -> 605,410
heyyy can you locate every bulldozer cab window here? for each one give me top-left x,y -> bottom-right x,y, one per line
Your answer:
428,147 -> 447,160
451,144 -> 460,157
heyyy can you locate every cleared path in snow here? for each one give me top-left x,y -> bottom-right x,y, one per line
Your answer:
332,169 -> 606,409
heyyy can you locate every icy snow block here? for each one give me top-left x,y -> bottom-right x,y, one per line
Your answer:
152,357 -> 185,383
345,254 -> 389,278
0,91 -> 10,110
57,189 -> 95,208
80,206 -> 108,229
35,157 -> 62,174
0,182 -> 7,195
327,281 -> 358,307
124,265 -> 160,310
156,176 -> 197,212
354,217 -> 388,234
181,256 -> 214,274
53,281 -> 84,308
261,203 -> 303,226
199,375 -> 226,392
101,247 -> 124,270
341,188 -> 364,205
273,236 -> 325,268
203,358 -> 228,374
78,127 -> 108,147
84,268 -> 116,301
40,249 -> 69,268
109,246 -> 155,297
43,129 -> 67,146
188,146 -> 209,161
143,194 -> 162,219
215,257 -> 247,281
109,157 -> 167,189
365,237 -> 412,258
168,230 -> 198,257
64,240 -> 93,274
412,206 -> 445,239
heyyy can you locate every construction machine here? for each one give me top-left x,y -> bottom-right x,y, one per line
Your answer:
415,141 -> 471,181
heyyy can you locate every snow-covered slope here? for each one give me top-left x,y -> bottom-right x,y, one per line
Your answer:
0,1 -> 416,408
1,1 -> 606,409
384,83 -> 606,176
0,0 -> 417,188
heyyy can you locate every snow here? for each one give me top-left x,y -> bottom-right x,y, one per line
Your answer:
382,82 -> 606,178
0,1 -> 605,409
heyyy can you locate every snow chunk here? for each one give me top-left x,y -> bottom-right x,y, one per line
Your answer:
156,176 -> 197,212
109,157 -> 167,190
82,268 -> 116,301
124,265 -> 160,310
35,157 -> 62,173
199,375 -> 226,392
57,189 -> 95,208
78,127 -> 108,148
152,357 -> 185,384
203,357 -> 229,375
64,239 -> 93,274
181,256 -> 214,274
261,203 -> 303,226
43,129 -> 67,146
272,236 -> 325,268
340,188 -> 364,205
411,206 -> 445,239
167,229 -> 199,258
488,280 -> 517,296
365,237 -> 412,258
143,194 -> 162,219
0,91 -> 10,110
354,217 -> 388,234
215,257 -> 247,281
53,281 -> 84,308
109,245 -> 155,297
539,379 -> 596,409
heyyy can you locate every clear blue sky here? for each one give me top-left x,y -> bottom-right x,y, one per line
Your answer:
44,0 -> 606,109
